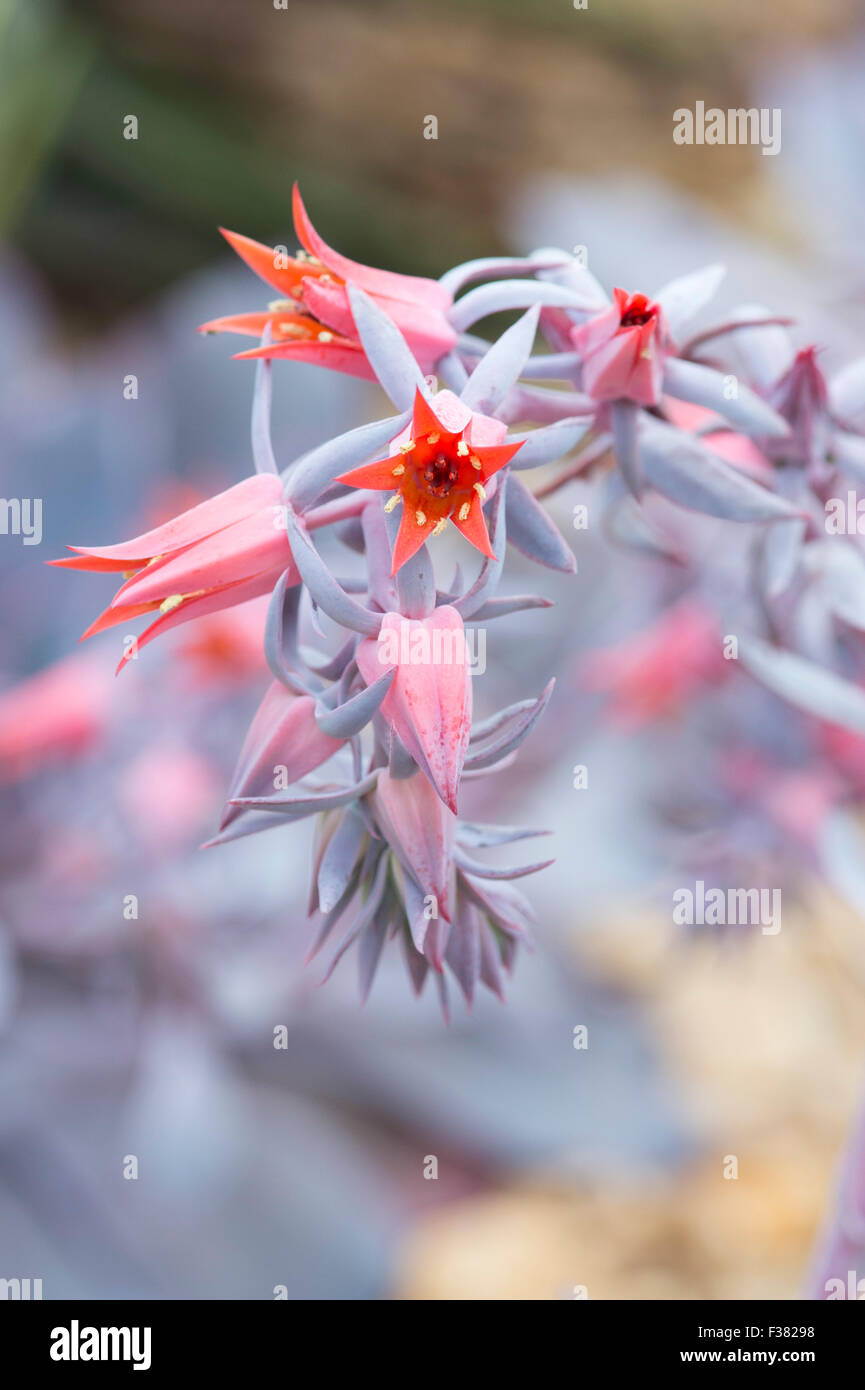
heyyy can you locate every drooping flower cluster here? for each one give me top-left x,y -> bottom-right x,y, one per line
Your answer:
51,188 -> 865,1015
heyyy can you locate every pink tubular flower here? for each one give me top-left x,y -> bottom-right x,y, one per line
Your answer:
199,184 -> 458,379
572,287 -> 672,407
221,683 -> 345,830
356,607 -> 472,814
50,474 -> 299,670
581,600 -> 727,728
372,769 -> 456,926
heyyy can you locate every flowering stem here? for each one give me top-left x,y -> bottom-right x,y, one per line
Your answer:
305,494 -> 368,531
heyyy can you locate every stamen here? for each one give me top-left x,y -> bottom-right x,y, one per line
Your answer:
456,441 -> 469,457
159,595 -> 185,614
415,509 -> 427,526
432,518 -> 448,537
399,439 -> 415,454
317,331 -> 334,343
458,502 -> 471,521
391,463 -> 405,476
470,454 -> 482,470
474,482 -> 487,501
427,432 -> 440,444
384,495 -> 402,513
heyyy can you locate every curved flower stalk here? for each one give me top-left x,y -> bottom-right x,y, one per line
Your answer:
49,181 -> 865,1024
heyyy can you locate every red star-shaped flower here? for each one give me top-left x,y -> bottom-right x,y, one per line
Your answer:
336,389 -> 523,573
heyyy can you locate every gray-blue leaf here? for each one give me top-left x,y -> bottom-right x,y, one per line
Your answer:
285,410 -> 410,509
315,668 -> 395,738
449,280 -> 591,333
284,505 -> 382,636
611,398 -> 643,500
663,356 -> 790,439
739,636 -> 865,734
505,473 -> 577,572
509,416 -> 591,470
317,810 -> 368,915
460,305 -> 541,415
640,416 -> 800,522
347,284 -> 428,411
654,263 -> 725,339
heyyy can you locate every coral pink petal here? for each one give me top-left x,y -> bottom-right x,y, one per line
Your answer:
112,508 -> 296,606
65,474 -> 283,567
372,769 -> 456,920
450,494 -> 496,560
358,608 -> 472,813
222,684 -> 344,827
198,311 -> 276,337
233,339 -> 375,381
116,572 -> 290,672
219,228 -> 305,298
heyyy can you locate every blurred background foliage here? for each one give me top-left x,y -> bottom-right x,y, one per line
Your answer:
1,0 -> 855,332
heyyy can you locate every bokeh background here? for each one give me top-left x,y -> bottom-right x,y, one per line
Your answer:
2,0 -> 865,1299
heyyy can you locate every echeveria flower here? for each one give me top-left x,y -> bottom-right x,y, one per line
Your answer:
200,184 -> 458,378
336,387 -> 523,571
51,475 -> 299,667
356,607 -> 472,813
220,683 -> 345,830
571,287 -> 672,407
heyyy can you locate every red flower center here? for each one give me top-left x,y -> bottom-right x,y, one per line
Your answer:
421,451 -> 462,499
619,293 -> 655,329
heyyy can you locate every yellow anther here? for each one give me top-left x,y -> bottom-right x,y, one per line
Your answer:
159,594 -> 185,615
456,440 -> 469,457
415,509 -> 427,526
399,439 -> 415,454
391,463 -> 405,476
432,518 -> 448,537
458,502 -> 471,522
267,298 -> 295,312
474,481 -> 487,501
470,454 -> 482,470
317,330 -> 334,343
427,432 -> 440,444
280,322 -> 312,339
384,494 -> 402,513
